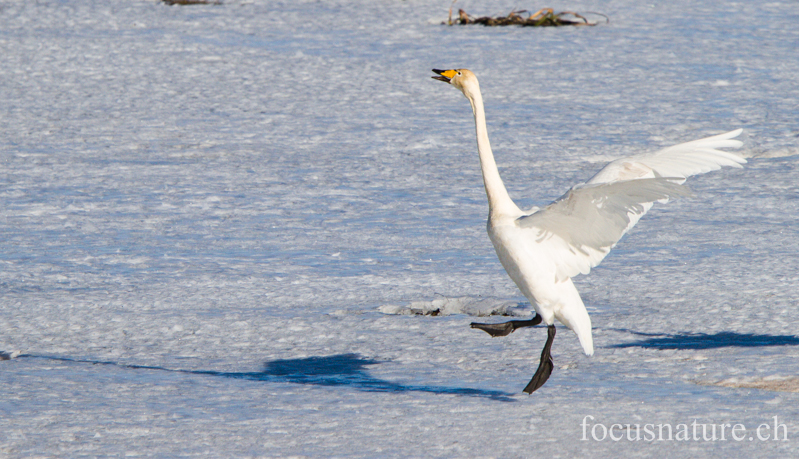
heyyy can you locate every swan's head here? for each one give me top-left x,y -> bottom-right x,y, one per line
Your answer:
432,68 -> 481,100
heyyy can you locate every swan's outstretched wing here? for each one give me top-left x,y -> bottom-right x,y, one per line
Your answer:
587,129 -> 745,184
517,129 -> 746,281
517,178 -> 689,280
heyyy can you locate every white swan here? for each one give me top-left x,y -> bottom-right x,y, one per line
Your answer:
431,68 -> 745,393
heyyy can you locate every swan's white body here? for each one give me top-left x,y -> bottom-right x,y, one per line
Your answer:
433,69 -> 745,356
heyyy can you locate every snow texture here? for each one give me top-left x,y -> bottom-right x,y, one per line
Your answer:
1,0 -> 798,457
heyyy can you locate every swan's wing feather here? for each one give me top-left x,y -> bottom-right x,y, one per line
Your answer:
517,178 -> 690,280
587,129 -> 745,184
520,129 -> 745,281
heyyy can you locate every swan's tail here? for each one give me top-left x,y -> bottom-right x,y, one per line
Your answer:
554,279 -> 594,356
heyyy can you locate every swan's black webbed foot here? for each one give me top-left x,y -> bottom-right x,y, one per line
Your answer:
470,314 -> 543,337
523,324 -> 556,394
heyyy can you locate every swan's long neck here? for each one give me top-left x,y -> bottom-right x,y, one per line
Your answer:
468,90 -> 519,217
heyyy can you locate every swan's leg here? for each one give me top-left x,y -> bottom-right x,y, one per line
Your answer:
523,324 -> 556,394
470,314 -> 543,337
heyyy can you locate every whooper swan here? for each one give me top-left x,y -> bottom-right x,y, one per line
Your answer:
432,68 -> 745,393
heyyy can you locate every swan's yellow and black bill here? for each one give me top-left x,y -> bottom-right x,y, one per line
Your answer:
432,68 -> 457,83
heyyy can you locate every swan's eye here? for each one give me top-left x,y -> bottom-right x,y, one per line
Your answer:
457,71 -> 462,76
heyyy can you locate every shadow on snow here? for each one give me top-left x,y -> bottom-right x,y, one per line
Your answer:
20,353 -> 516,402
611,331 -> 799,350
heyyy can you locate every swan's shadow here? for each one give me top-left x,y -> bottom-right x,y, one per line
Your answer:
21,353 -> 516,402
610,331 -> 799,350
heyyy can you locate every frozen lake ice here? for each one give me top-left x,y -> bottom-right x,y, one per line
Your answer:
1,0 -> 798,456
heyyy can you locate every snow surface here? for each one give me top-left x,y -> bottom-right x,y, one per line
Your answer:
1,0 -> 798,457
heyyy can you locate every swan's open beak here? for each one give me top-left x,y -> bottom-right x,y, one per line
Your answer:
432,69 -> 457,83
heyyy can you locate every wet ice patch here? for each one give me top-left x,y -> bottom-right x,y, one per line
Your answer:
378,297 -> 533,317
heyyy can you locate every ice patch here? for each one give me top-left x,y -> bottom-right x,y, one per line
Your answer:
754,148 -> 799,159
0,350 -> 22,360
699,376 -> 799,393
378,297 -> 533,317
